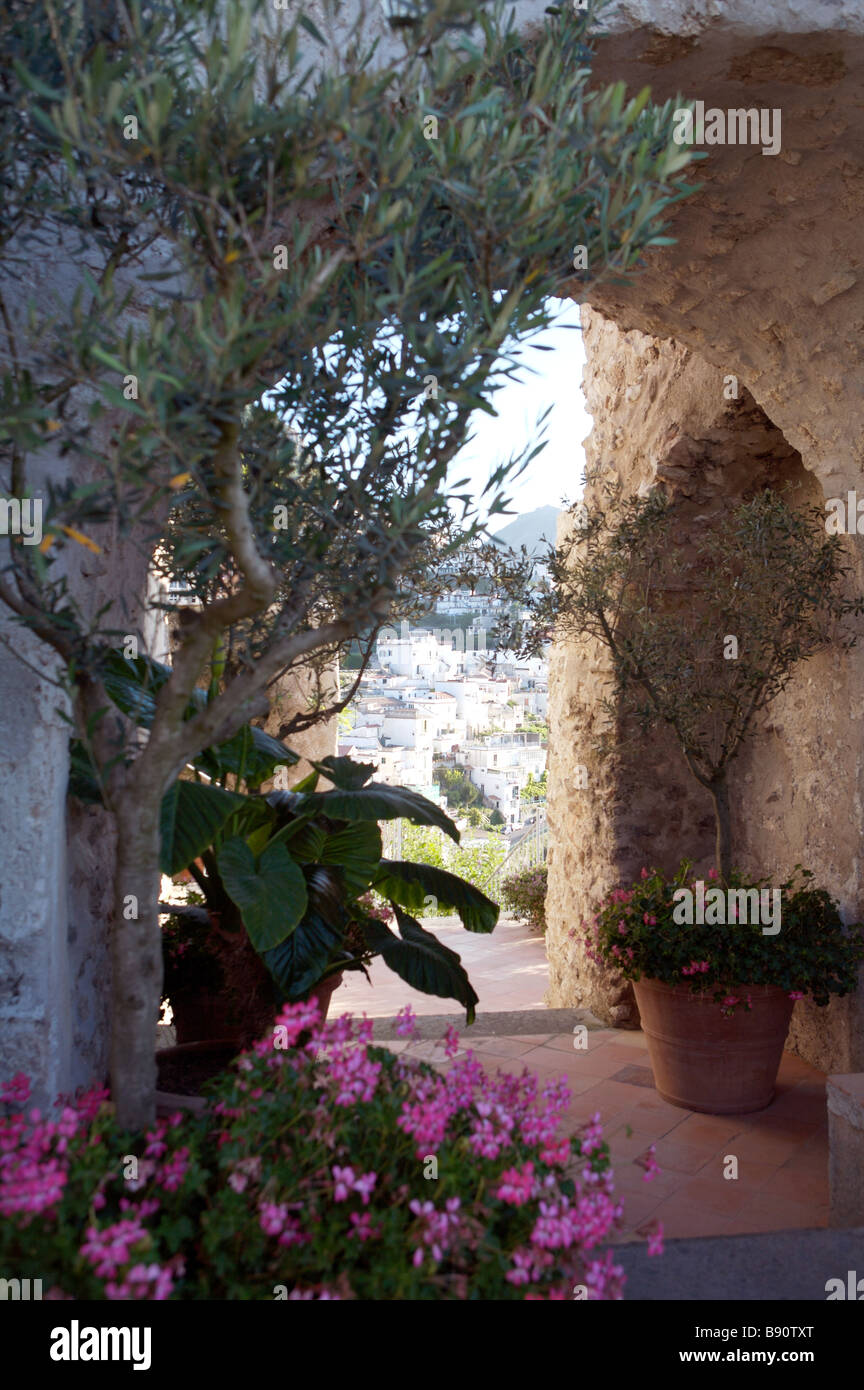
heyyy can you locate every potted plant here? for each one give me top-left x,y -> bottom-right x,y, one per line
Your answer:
72,652 -> 498,1058
163,752 -> 498,1037
585,862 -> 864,1112
512,486 -> 864,1111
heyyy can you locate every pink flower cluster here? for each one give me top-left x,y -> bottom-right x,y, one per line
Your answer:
584,1247 -> 626,1298
0,1074 -> 97,1220
315,1015 -> 382,1107
80,1217 -> 177,1299
496,1162 -> 536,1206
395,1004 -> 418,1038
637,1144 -> 659,1183
259,1201 -> 307,1247
409,1196 -> 464,1267
2,1003 -> 636,1302
331,1165 -> 377,1204
681,960 -> 710,977
503,1162 -> 623,1292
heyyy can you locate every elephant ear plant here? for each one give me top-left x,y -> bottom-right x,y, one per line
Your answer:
214,754 -> 497,1021
72,652 -> 495,1025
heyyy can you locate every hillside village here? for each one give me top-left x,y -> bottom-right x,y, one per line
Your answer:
336,510 -> 555,839
339,614 -> 548,837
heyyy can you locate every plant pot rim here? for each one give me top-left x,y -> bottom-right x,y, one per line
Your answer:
154,1089 -> 207,1117
635,977 -> 793,998
157,1037 -> 243,1058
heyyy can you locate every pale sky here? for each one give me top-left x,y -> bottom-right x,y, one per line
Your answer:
449,297 -> 590,522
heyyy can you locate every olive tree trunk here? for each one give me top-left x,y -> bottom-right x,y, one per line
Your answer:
111,788 -> 164,1131
708,776 -> 732,886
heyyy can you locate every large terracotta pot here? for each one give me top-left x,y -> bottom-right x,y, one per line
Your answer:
633,977 -> 794,1114
307,971 -> 344,1019
170,990 -> 244,1046
155,1038 -> 241,1115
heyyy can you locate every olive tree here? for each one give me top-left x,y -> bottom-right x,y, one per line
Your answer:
0,0 -> 695,1126
511,486 -> 862,884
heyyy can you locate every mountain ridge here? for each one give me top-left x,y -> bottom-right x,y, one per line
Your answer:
493,504 -> 560,555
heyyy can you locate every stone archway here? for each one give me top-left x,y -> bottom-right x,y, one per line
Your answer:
546,306 -> 864,1072
542,6 -> 864,1073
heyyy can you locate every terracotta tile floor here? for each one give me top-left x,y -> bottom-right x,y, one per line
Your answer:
336,913 -> 830,1243
336,914 -> 549,1017
387,1031 -> 830,1244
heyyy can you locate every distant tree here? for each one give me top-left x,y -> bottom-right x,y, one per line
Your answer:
434,766 -> 482,809
520,772 -> 548,804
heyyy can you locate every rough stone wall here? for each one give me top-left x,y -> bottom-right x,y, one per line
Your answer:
576,19 -> 864,499
0,495 -> 152,1102
262,665 -> 339,784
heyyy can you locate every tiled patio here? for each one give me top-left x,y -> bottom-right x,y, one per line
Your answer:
341,915 -> 830,1244
381,1027 -> 829,1242
334,913 -> 832,1242
336,914 -> 550,1016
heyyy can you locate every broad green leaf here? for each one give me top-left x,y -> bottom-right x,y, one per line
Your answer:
282,821 -> 328,863
308,754 -> 376,790
361,907 -> 479,1023
375,859 -> 498,933
98,650 -> 298,784
159,780 -> 246,876
216,837 -> 308,952
283,783 -> 460,841
261,909 -> 343,1002
261,866 -> 347,999
322,822 -> 383,898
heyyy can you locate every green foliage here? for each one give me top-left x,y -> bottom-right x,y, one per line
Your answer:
434,765 -> 482,808
510,486 -> 863,880
501,864 -> 548,933
401,822 -> 508,909
548,488 -> 861,780
194,766 -> 497,1018
375,858 -> 498,933
1,0 -> 697,671
520,771 -> 547,804
77,663 -> 498,1018
0,0 -> 698,1120
586,861 -> 864,1013
216,838 -> 308,953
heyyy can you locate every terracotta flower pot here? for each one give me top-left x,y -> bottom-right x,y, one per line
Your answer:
155,1038 -> 241,1114
170,989 -> 245,1046
633,977 -> 794,1114
306,971 -> 344,1021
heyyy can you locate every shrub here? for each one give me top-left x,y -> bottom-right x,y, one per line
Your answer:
502,865 -> 549,934
0,1005 -> 628,1300
400,824 -> 509,910
585,861 -> 864,1015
